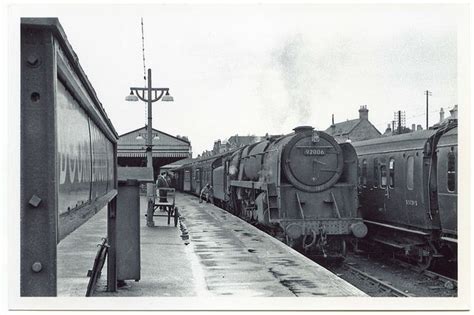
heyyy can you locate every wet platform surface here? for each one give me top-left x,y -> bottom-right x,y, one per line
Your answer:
57,192 -> 367,297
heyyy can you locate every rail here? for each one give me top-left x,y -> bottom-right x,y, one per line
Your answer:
345,264 -> 412,297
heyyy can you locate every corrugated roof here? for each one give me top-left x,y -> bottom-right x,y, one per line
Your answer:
118,126 -> 190,144
163,157 -> 196,167
352,129 -> 436,147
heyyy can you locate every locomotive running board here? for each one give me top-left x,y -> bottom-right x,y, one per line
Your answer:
364,220 -> 430,236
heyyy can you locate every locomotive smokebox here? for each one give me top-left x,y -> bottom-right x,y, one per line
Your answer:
282,127 -> 344,192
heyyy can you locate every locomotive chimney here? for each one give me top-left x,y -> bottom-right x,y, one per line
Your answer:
439,107 -> 445,122
359,105 -> 368,120
411,124 -> 416,131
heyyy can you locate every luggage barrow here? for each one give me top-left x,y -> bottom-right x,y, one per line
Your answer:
152,188 -> 179,227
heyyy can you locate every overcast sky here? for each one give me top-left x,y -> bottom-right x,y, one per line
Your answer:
10,3 -> 467,156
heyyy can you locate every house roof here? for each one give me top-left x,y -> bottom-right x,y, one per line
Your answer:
325,118 -> 382,137
325,119 -> 361,136
227,135 -> 260,147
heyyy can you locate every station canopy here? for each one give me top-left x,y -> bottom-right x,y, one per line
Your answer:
117,126 -> 191,179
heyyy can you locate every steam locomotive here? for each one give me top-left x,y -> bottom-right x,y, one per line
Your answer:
173,126 -> 367,257
352,119 -> 457,269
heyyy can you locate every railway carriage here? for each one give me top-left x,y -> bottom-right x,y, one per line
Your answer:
353,119 -> 457,268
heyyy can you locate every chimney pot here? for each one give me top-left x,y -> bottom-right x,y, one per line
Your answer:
359,105 -> 369,120
449,105 -> 458,119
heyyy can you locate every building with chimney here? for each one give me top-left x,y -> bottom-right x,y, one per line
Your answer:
210,135 -> 262,156
325,105 -> 381,142
431,105 -> 458,129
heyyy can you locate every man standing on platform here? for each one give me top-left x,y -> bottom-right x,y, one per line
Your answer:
156,172 -> 169,211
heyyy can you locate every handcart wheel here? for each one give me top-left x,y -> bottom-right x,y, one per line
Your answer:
167,207 -> 171,225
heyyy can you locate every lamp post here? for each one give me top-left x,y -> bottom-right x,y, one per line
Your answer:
126,68 -> 173,227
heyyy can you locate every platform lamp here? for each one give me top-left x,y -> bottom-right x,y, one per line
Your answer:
125,68 -> 173,227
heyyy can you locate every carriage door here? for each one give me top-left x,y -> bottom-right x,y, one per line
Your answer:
381,156 -> 406,223
404,153 -> 424,227
369,157 -> 386,221
183,170 -> 191,191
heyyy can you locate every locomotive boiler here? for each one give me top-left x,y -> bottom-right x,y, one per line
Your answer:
174,126 -> 367,257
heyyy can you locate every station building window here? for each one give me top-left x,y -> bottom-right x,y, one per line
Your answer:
389,158 -> 395,188
447,152 -> 456,192
373,158 -> 379,188
407,156 -> 414,190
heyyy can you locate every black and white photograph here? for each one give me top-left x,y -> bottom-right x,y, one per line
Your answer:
4,1 -> 471,311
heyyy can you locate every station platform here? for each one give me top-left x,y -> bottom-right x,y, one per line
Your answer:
57,192 -> 367,297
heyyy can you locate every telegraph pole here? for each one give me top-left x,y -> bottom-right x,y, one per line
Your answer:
425,90 -> 432,129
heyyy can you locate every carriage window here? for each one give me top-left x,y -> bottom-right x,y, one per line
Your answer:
195,169 -> 200,182
380,164 -> 387,188
447,152 -> 456,192
407,156 -> 414,190
389,158 -> 395,188
373,158 -> 379,187
361,159 -> 367,187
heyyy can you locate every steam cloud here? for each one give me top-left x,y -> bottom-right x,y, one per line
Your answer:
258,33 -> 352,130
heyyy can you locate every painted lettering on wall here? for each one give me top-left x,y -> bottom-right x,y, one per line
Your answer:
57,80 -> 113,215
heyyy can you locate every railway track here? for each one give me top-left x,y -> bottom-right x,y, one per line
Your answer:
422,270 -> 457,290
391,258 -> 457,290
344,263 -> 412,297
322,250 -> 458,297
